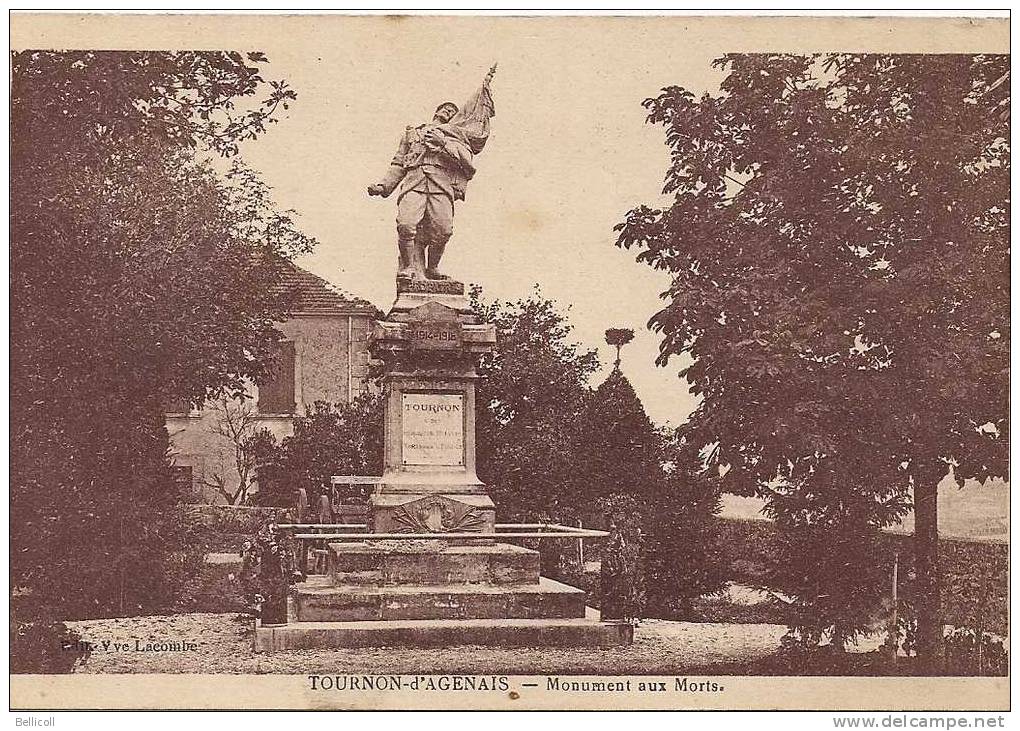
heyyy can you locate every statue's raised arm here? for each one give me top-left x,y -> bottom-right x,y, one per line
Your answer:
367,64 -> 498,283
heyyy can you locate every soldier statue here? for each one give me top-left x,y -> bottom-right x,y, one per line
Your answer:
368,64 -> 497,282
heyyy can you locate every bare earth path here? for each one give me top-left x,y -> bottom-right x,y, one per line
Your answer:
66,614 -> 789,675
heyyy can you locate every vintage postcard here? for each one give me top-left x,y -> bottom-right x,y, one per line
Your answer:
9,12 -> 1010,714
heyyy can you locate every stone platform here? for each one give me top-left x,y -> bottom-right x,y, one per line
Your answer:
254,540 -> 630,650
325,540 -> 548,592
256,608 -> 633,650
388,277 -> 473,316
328,541 -> 539,585
292,575 -> 586,622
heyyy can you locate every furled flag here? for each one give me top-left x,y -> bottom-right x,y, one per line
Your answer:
444,63 -> 497,155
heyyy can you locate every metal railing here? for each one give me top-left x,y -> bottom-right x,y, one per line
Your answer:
278,522 -> 608,540
276,522 -> 609,575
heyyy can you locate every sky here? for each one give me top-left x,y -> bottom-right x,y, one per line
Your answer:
14,14 -> 1004,426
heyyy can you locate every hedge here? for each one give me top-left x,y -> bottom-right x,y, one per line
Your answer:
715,518 -> 1007,635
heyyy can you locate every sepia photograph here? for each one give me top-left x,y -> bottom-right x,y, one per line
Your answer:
8,11 -> 1010,714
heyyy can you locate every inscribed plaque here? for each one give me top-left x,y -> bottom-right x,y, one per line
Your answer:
408,321 -> 462,350
401,393 -> 464,466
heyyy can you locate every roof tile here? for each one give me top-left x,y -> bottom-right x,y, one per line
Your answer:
272,260 -> 378,315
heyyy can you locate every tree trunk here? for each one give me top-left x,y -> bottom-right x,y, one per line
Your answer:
832,623 -> 847,653
914,478 -> 942,670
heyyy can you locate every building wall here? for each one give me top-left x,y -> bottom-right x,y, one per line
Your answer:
277,313 -> 373,407
167,311 -> 375,504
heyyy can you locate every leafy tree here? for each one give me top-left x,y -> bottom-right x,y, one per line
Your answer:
643,440 -> 728,619
583,368 -> 662,505
616,54 -> 1008,665
605,327 -> 635,369
471,286 -> 601,521
11,50 -> 295,160
11,51 -> 311,617
254,395 -> 385,508
762,483 -> 897,651
587,371 -> 726,618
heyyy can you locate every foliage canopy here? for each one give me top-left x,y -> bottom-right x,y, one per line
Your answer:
616,53 -> 1009,657
11,51 -> 311,617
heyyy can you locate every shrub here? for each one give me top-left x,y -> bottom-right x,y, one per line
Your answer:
10,619 -> 89,674
942,627 -> 1008,676
240,523 -> 298,622
254,396 -> 384,509
642,461 -> 727,619
11,596 -> 90,674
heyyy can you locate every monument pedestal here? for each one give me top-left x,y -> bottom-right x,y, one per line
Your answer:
386,277 -> 475,316
370,283 -> 495,539
255,540 -> 632,650
255,279 -> 631,650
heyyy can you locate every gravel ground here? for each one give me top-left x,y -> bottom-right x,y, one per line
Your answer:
66,613 -> 791,675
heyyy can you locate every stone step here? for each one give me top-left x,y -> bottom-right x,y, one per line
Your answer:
292,576 -> 586,622
327,541 -> 540,586
255,608 -> 633,650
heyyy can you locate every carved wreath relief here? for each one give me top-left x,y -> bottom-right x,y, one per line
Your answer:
392,496 -> 485,533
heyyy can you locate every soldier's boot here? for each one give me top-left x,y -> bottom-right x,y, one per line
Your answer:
397,236 -> 425,281
425,239 -> 451,280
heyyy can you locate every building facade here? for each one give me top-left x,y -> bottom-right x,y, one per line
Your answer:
166,262 -> 380,504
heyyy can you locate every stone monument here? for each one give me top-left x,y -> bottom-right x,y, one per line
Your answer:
369,286 -> 497,537
255,67 -> 631,650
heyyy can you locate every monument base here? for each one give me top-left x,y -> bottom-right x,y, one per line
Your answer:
388,277 -> 473,317
327,541 -> 537,584
255,609 -> 633,651
253,540 -> 633,651
291,575 -> 586,622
